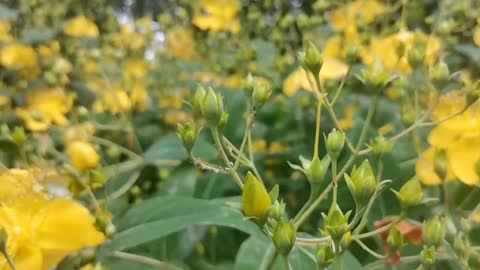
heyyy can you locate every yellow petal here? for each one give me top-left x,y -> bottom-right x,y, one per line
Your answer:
416,148 -> 442,185
242,173 -> 271,219
427,125 -> 458,149
320,58 -> 348,81
473,25 -> 480,47
14,246 -> 43,270
67,141 -> 100,172
447,138 -> 480,185
33,199 -> 105,253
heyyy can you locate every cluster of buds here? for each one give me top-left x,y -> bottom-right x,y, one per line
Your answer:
244,73 -> 271,111
344,160 -> 377,207
369,136 -> 393,157
192,85 -> 229,129
316,244 -> 335,269
177,122 -> 197,154
322,203 -> 351,251
420,217 -> 445,269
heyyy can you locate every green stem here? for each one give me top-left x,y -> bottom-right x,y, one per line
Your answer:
314,101 -> 322,158
212,129 -> 244,189
334,252 -> 343,270
233,110 -> 256,171
266,250 -> 279,270
331,66 -> 351,106
332,159 -> 338,205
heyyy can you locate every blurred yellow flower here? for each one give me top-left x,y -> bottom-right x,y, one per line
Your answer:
283,59 -> 348,97
124,59 -> 150,80
474,24 -> 480,47
93,87 -> 131,114
330,0 -> 386,32
338,103 -> 359,130
64,123 -> 96,142
0,20 -> 12,41
193,0 -> 240,33
130,83 -> 149,111
16,88 -> 74,132
64,16 -> 99,38
67,140 -> 100,172
37,41 -> 60,57
166,26 -> 198,60
0,44 -> 38,70
0,169 -> 104,270
416,91 -> 480,185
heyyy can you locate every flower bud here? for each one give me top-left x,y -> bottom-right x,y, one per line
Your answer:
429,61 -> 450,90
89,169 -> 106,189
345,45 -> 359,65
177,122 -> 197,153
345,160 -> 376,206
0,226 -> 7,252
252,83 -> 270,111
423,217 -> 445,248
323,203 -> 349,242
395,177 -> 423,209
407,46 -> 425,69
67,140 -> 100,172
11,126 -> 27,145
433,149 -> 447,181
326,129 -> 345,160
306,155 -> 330,184
360,62 -> 393,92
340,231 -> 352,250
460,218 -> 471,234
299,42 -> 323,75
272,220 -> 296,255
369,136 -> 393,156
244,73 -> 255,96
316,244 -> 335,269
387,225 -> 405,252
242,172 -> 272,219
268,200 -> 286,221
421,246 -> 437,269
218,112 -> 229,130
193,85 -> 207,116
202,87 -> 224,126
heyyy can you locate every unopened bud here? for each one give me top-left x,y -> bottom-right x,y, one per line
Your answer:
395,177 -> 423,209
299,42 -> 323,75
326,129 -> 345,160
244,73 -> 255,96
268,200 -> 286,221
421,246 -> 437,269
361,62 -> 393,92
306,155 -> 330,184
429,61 -> 450,90
387,225 -> 405,252
407,46 -> 425,69
466,80 -> 480,106
202,87 -> 224,126
242,172 -> 272,219
345,45 -> 359,65
193,85 -> 207,116
369,136 -> 393,156
316,244 -> 335,269
340,231 -> 352,250
345,160 -> 377,206
252,83 -> 270,111
323,203 -> 349,242
272,220 -> 296,255
177,122 -> 197,153
11,126 -> 27,145
89,169 -> 106,189
423,217 -> 445,248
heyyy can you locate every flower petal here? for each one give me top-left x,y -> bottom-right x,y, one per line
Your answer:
447,138 -> 480,185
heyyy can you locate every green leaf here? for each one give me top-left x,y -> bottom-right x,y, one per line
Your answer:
158,164 -> 197,196
103,196 -> 261,252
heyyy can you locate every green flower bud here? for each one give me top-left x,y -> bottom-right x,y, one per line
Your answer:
460,218 -> 471,234
402,106 -> 417,126
193,85 -> 207,116
369,136 -> 393,156
305,155 -> 330,184
395,177 -> 423,209
89,169 -> 106,189
433,148 -> 447,181
177,122 -> 197,153
323,203 -> 349,242
326,129 -> 345,160
218,112 -> 229,130
252,83 -> 270,111
0,226 -> 7,252
420,246 -> 437,269
345,45 -> 359,65
244,73 -> 255,96
429,61 -> 450,90
360,61 -> 394,92
268,200 -> 286,222
345,160 -> 377,206
106,145 -> 121,159
242,172 -> 272,219
299,42 -> 323,75
272,220 -> 296,255
387,225 -> 405,252
202,87 -> 224,126
423,217 -> 445,248
316,244 -> 335,269
11,126 -> 27,145
407,46 -> 425,69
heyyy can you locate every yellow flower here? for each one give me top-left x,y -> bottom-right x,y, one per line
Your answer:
474,24 -> 480,47
67,141 -> 100,172
64,16 -> 99,38
338,103 -> 359,130
193,0 -> 240,33
0,44 -> 38,71
93,87 -> 131,114
123,59 -> 150,80
330,0 -> 386,32
0,169 -> 104,270
251,139 -> 268,152
37,41 -> 60,57
166,26 -> 198,60
242,172 -> 271,219
283,59 -> 348,97
0,20 -> 12,41
416,91 -> 480,185
64,123 -> 96,142
16,88 -> 74,132
130,83 -> 149,111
